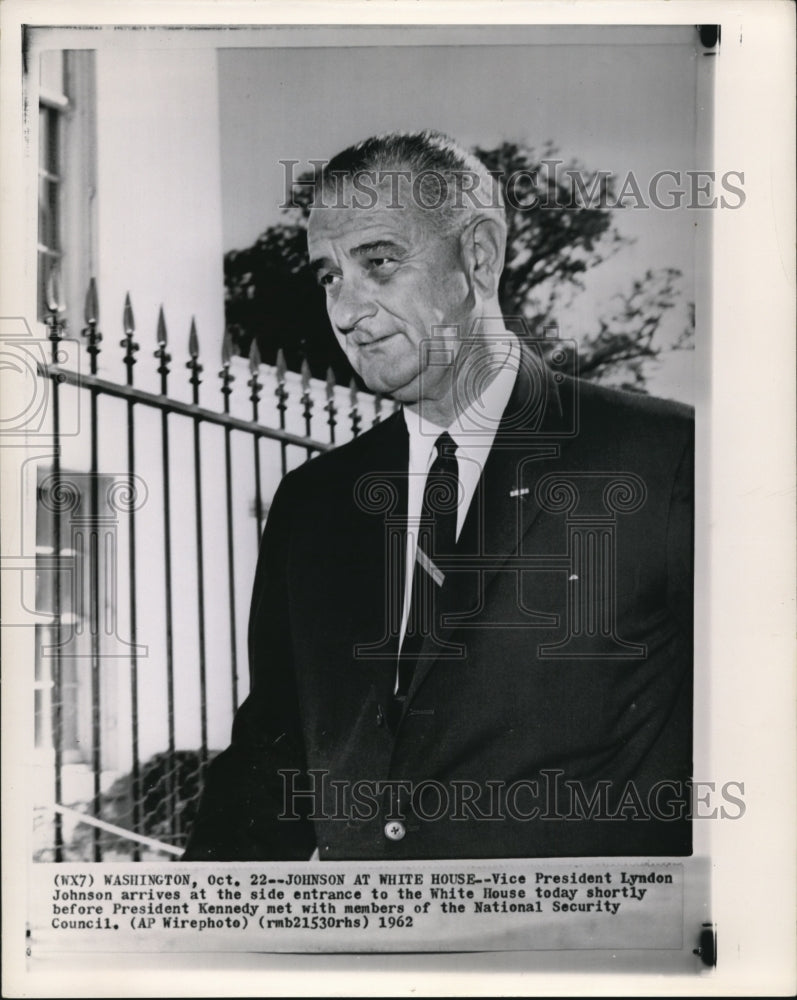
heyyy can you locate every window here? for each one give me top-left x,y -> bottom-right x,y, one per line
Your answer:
37,51 -> 68,319
35,49 -> 96,324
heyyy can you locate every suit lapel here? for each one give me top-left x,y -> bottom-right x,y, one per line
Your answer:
402,345 -> 575,706
345,411 -> 410,710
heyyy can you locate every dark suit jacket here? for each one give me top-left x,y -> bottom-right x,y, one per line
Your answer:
185,348 -> 693,861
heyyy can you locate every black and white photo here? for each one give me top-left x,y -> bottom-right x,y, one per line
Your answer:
1,2 -> 794,996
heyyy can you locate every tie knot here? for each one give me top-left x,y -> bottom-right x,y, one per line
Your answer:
435,431 -> 457,461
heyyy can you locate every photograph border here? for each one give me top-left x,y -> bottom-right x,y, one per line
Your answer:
2,1 -> 794,997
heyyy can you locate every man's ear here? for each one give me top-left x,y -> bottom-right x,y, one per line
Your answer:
460,215 -> 506,300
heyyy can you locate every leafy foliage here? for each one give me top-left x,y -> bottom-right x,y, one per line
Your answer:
476,141 -> 628,328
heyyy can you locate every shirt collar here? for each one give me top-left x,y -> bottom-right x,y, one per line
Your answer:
402,332 -> 521,462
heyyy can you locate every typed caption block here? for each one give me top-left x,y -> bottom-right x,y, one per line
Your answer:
30,860 -> 684,954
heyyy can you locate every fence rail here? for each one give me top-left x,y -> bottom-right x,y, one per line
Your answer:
33,277 -> 390,862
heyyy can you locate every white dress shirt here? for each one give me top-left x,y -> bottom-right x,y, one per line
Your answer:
398,333 -> 521,653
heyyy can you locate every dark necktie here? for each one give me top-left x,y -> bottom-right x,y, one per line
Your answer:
395,431 -> 460,704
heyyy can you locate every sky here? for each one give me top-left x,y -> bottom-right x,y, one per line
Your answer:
216,25 -> 710,402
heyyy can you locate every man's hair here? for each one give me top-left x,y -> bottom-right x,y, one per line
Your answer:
317,129 -> 506,238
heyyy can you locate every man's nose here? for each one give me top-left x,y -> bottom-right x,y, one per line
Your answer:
328,276 -> 377,335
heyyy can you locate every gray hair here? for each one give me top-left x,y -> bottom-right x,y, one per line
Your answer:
316,129 -> 506,238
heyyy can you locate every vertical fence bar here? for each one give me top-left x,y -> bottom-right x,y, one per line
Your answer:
248,341 -> 264,543
275,348 -> 288,476
300,357 -> 314,460
154,306 -> 178,846
187,319 -> 208,771
219,332 -> 239,711
45,272 -> 65,861
349,378 -> 361,439
121,293 -> 142,860
83,278 -> 103,861
325,367 -> 337,445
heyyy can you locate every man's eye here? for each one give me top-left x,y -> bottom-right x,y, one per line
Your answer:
368,257 -> 396,272
318,273 -> 340,288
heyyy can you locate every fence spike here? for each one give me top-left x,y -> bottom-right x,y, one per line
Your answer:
123,293 -> 135,334
219,330 -> 235,408
84,277 -> 99,325
188,317 -> 199,358
157,306 -> 168,345
348,378 -> 361,438
248,338 -> 261,373
155,307 -> 171,386
82,277 -> 102,374
221,329 -> 233,366
46,265 -> 64,314
187,317 -> 202,399
276,347 -> 287,381
299,358 -> 314,442
120,292 -> 139,384
325,366 -> 336,399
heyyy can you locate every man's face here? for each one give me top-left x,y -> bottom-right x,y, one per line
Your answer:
307,181 -> 474,403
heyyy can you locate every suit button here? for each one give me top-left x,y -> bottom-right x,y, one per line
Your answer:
384,820 -> 406,842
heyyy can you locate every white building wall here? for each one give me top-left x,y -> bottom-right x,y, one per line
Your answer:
86,49 -> 227,782
94,47 -> 226,384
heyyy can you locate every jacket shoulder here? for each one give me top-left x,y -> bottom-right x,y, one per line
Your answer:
548,377 -> 694,479
275,410 -> 404,498
574,376 -> 693,421
568,377 -> 693,445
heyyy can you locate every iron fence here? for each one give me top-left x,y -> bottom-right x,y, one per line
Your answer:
34,277 -> 390,861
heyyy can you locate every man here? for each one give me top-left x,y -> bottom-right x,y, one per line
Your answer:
185,130 -> 693,861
